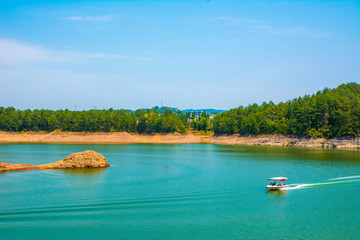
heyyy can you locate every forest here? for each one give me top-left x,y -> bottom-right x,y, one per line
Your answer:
0,107 -> 187,134
0,83 -> 359,137
213,82 -> 360,137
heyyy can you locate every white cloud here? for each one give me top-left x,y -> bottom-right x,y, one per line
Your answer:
0,38 -> 151,64
217,16 -> 332,39
63,15 -> 112,21
252,24 -> 333,38
217,16 -> 262,26
66,52 -> 151,61
0,39 -> 69,64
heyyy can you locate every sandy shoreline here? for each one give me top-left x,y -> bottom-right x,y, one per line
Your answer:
0,131 -> 205,144
0,131 -> 359,149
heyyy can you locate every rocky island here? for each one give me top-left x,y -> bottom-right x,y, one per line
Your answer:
0,150 -> 110,173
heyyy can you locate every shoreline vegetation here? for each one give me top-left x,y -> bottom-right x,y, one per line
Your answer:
1,83 -> 359,148
0,131 -> 359,149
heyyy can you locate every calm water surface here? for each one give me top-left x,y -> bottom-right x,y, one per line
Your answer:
0,144 -> 359,240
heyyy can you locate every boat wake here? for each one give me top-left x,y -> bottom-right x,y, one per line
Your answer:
283,175 -> 360,190
328,175 -> 360,180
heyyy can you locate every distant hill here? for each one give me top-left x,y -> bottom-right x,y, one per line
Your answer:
150,106 -> 180,114
182,109 -> 226,114
134,106 -> 181,114
134,107 -> 226,115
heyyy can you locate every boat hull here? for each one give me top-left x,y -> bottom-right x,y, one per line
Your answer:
266,185 -> 289,190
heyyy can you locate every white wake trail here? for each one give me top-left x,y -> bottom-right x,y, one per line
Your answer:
282,179 -> 360,190
328,175 -> 360,181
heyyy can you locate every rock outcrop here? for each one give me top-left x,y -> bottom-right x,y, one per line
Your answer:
0,150 -> 110,173
41,150 -> 110,169
208,134 -> 360,149
0,162 -> 39,172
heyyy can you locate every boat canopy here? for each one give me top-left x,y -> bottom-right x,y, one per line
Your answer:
267,177 -> 288,181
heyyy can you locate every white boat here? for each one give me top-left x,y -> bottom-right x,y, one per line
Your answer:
266,177 -> 289,190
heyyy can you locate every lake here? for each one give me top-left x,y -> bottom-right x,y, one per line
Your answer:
0,144 -> 359,240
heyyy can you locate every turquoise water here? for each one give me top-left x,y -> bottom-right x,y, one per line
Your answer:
0,144 -> 359,240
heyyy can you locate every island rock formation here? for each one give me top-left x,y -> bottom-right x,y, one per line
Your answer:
0,150 -> 110,173
41,150 -> 110,169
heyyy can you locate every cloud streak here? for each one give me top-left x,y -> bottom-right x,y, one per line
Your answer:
217,16 -> 332,39
251,24 -> 333,38
217,16 -> 263,26
0,38 -> 151,64
0,39 -> 67,64
63,15 -> 112,21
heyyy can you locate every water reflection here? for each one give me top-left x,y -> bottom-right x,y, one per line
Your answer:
266,190 -> 286,197
60,168 -> 108,175
218,145 -> 360,163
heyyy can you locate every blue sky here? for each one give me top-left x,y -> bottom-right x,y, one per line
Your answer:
0,0 -> 359,110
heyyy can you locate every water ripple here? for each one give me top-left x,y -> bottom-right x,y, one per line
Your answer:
0,189 -> 234,219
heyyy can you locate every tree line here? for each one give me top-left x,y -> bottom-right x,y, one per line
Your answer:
1,83 -> 359,137
0,108 -> 187,134
213,82 -> 360,138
